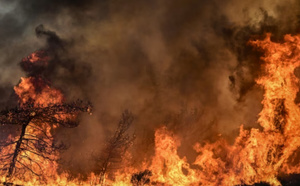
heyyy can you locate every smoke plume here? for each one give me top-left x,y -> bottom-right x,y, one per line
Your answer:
1,0 -> 300,174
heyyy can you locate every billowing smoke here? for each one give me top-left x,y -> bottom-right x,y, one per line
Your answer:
1,0 -> 300,175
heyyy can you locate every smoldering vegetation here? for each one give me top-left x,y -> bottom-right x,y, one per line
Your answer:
1,0 -> 300,176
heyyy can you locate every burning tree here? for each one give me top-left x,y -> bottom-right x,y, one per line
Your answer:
0,101 -> 91,180
0,49 -> 92,184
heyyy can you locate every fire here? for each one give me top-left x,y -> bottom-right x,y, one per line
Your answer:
21,50 -> 49,65
14,77 -> 64,107
110,34 -> 300,185
149,127 -> 198,185
14,50 -> 64,107
0,51 -> 92,185
2,33 -> 300,185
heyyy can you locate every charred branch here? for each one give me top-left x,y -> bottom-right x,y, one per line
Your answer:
7,122 -> 29,178
0,100 -> 92,127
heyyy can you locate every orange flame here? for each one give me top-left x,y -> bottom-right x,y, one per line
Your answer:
0,51 -> 92,185
22,51 -> 49,64
4,34 -> 300,185
111,34 -> 300,186
14,77 -> 64,107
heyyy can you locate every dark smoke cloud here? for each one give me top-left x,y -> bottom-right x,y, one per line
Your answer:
1,0 -> 300,174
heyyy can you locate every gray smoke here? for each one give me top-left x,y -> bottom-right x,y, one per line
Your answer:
1,0 -> 300,175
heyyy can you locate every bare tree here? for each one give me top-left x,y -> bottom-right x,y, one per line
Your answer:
0,100 -> 92,181
96,110 -> 135,184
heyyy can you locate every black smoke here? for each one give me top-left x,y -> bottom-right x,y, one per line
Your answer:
1,0 -> 300,175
